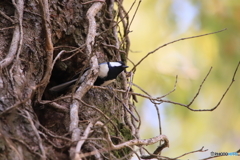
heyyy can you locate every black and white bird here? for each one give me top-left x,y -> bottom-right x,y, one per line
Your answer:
49,61 -> 128,92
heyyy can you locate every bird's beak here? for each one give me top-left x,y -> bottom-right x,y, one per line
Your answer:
123,65 -> 128,68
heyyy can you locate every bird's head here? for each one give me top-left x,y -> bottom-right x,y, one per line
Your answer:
98,61 -> 128,80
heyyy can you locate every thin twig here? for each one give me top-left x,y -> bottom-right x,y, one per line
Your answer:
188,67 -> 212,107
47,102 -> 69,113
0,0 -> 24,69
69,2 -> 104,158
0,98 -> 28,117
157,75 -> 178,99
51,50 -> 65,69
1,132 -> 23,159
131,28 -> 227,72
82,0 -> 105,5
154,103 -> 162,140
174,146 -> 207,159
24,110 -> 46,159
141,141 -> 170,159
11,138 -> 43,158
78,99 -> 121,135
13,0 -> 24,63
75,122 -> 93,157
162,62 -> 240,111
0,26 -> 15,31
37,0 -> 54,100
114,94 -> 138,121
39,124 -> 72,142
77,121 -> 169,159
0,10 -> 15,23
39,131 -> 71,149
127,0 -> 142,32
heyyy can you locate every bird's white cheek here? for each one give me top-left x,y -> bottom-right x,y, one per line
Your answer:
98,64 -> 109,78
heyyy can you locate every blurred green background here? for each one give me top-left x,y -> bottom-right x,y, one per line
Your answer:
123,0 -> 240,159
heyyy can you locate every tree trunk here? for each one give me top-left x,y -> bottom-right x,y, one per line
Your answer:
0,0 -> 137,159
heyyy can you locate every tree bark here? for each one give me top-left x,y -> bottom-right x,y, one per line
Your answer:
0,0 -> 137,159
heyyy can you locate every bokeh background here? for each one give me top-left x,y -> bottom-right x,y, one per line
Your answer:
123,0 -> 240,159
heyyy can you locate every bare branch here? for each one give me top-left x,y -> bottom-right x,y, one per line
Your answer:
157,75 -> 178,99
0,0 -> 24,69
174,146 -> 207,159
47,102 -> 69,113
82,0 -> 105,5
0,132 -> 23,159
69,1 -> 104,159
128,0 -> 142,31
153,103 -> 162,139
51,50 -> 65,69
141,146 -> 208,160
39,131 -> 70,149
11,138 -> 43,158
78,98 -> 121,134
0,10 -> 15,23
114,94 -> 138,122
86,1 -> 105,54
0,98 -> 28,117
72,122 -> 94,160
141,139 -> 169,159
131,28 -> 227,72
162,61 -> 240,111
77,121 -> 169,159
38,0 -> 53,53
69,15 -> 101,140
24,110 -> 46,159
39,124 -> 72,142
37,0 -> 54,100
0,26 -> 15,31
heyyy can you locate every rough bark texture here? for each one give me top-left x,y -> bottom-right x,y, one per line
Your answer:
0,0 -> 137,159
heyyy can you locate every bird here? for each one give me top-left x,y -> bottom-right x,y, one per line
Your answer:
49,61 -> 128,92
